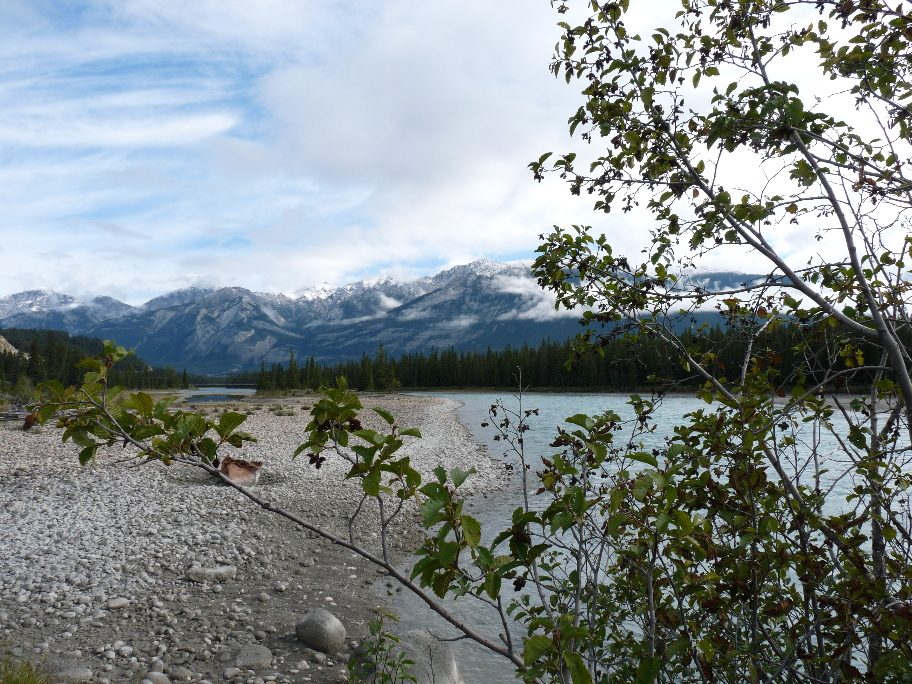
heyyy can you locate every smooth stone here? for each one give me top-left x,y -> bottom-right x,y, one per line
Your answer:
234,644 -> 272,670
295,608 -> 346,654
107,597 -> 130,610
184,566 -> 237,583
169,666 -> 193,681
145,673 -> 172,684
43,658 -> 94,683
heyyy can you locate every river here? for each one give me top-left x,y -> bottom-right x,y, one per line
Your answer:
179,387 -> 257,403
390,392 -> 710,683
391,391 -> 865,683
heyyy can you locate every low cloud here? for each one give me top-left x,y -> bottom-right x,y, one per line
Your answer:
438,315 -> 478,329
377,294 -> 402,311
493,275 -> 580,322
397,308 -> 431,321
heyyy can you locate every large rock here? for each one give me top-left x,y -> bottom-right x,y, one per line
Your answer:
295,608 -> 347,653
235,644 -> 272,670
43,658 -> 94,683
144,673 -> 172,684
353,630 -> 465,684
184,565 -> 237,583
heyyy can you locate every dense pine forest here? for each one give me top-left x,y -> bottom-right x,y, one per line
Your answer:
1,323 -> 889,398
253,323 -> 887,393
0,328 -> 194,394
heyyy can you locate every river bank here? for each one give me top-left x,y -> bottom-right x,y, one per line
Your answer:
0,394 -> 506,684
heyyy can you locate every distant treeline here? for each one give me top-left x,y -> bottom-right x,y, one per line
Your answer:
250,323 -> 886,393
0,328 -> 196,392
1,323 -> 888,397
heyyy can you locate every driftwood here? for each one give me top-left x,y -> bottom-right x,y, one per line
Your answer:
218,455 -> 263,486
0,392 -> 30,424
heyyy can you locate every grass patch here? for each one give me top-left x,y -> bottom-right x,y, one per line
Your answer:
0,659 -> 50,684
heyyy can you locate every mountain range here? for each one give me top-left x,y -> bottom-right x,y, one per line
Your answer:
0,261 -> 750,374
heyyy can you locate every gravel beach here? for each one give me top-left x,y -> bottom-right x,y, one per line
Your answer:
0,393 -> 506,684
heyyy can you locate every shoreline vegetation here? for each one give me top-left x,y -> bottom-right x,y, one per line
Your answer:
0,393 -> 507,684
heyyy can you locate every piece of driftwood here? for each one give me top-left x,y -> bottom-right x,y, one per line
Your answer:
0,393 -> 30,424
219,455 -> 263,486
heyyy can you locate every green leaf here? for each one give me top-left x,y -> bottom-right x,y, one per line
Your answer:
634,656 -> 662,684
461,515 -> 482,548
399,427 -> 422,438
438,540 -> 460,567
431,571 -> 452,597
484,573 -> 502,600
216,411 -> 248,438
523,635 -> 553,666
363,469 -> 382,497
374,407 -> 395,425
848,426 -> 867,450
565,414 -> 595,429
633,473 -> 653,501
122,391 -> 154,417
78,445 -> 97,466
420,498 -> 447,527
629,452 -> 658,467
564,652 -> 593,684
197,437 -> 218,460
450,467 -> 475,488
666,443 -> 685,459
76,357 -> 102,372
476,546 -> 494,571
37,404 -> 58,424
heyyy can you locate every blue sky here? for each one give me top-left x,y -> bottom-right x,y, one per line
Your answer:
0,0 -> 619,305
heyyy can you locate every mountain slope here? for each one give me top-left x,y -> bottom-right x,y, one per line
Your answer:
0,262 -> 748,373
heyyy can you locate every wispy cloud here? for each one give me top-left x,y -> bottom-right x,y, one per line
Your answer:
4,0 -> 785,305
493,275 -> 579,323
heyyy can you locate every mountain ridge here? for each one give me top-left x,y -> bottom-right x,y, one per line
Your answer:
0,261 -> 749,373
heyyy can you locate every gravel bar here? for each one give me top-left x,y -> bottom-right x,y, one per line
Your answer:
0,393 -> 505,684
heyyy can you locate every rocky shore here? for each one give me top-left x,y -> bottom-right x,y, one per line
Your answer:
0,394 -> 506,684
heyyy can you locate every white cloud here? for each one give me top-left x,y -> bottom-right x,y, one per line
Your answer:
2,0 -> 866,306
493,275 -> 579,323
438,315 -> 478,330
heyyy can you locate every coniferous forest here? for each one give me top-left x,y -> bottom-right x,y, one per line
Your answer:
253,323 -> 889,394
1,323 -> 891,397
0,328 -> 193,394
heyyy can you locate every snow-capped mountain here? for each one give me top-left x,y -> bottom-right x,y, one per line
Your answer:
0,289 -> 136,331
0,290 -> 80,319
0,261 -> 744,373
141,287 -> 217,312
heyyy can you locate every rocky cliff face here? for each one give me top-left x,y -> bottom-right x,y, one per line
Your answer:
0,334 -> 20,356
0,263 -> 752,373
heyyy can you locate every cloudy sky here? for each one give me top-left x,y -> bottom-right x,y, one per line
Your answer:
0,0 -> 631,305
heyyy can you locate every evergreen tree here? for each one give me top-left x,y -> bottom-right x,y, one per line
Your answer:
286,350 -> 299,389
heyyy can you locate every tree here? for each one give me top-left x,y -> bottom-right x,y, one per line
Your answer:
287,350 -> 300,390
524,0 -> 912,681
373,344 -> 401,393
